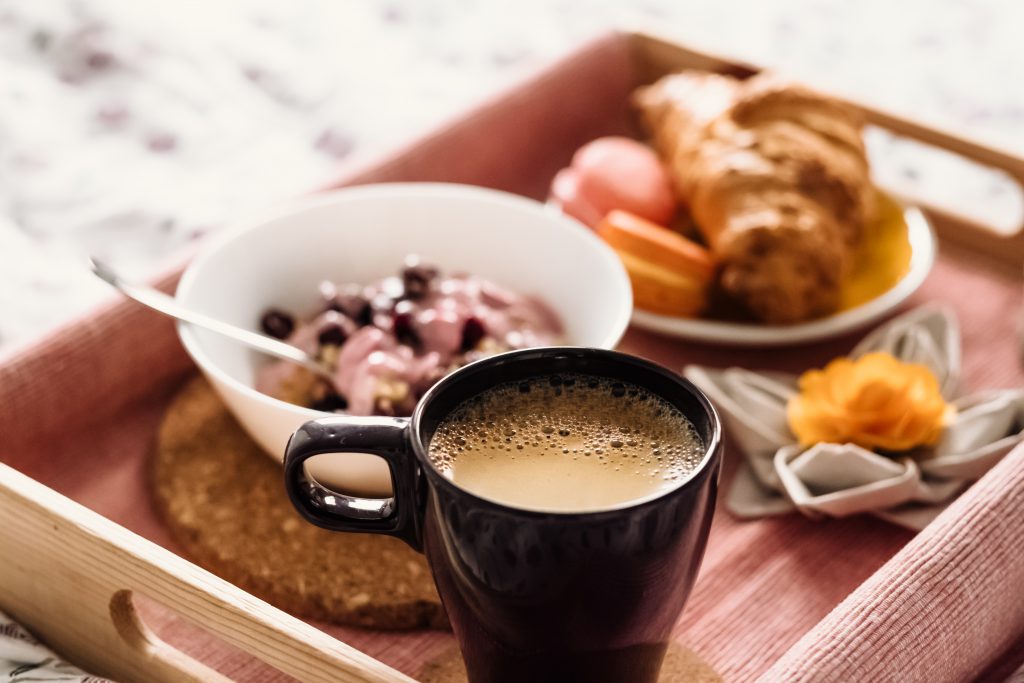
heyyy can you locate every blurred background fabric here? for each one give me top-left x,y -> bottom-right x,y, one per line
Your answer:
1,0 -> 1022,350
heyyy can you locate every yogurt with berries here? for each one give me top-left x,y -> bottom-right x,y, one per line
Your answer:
256,258 -> 563,416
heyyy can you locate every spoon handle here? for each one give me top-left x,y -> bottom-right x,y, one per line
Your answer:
89,258 -> 330,379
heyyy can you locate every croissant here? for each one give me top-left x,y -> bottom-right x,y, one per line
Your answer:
634,71 -> 874,324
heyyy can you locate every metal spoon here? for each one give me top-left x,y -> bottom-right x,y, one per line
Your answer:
88,257 -> 334,381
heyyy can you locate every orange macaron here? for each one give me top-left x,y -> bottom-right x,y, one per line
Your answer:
597,210 -> 715,317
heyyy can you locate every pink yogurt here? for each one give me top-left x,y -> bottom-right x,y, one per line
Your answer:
256,265 -> 563,416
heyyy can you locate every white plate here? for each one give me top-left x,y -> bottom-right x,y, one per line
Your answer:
630,206 -> 936,346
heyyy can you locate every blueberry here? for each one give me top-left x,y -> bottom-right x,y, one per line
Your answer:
460,316 -> 486,352
260,309 -> 294,339
402,262 -> 439,299
611,383 -> 626,398
317,311 -> 357,347
330,294 -> 371,325
393,312 -> 419,347
317,322 -> 347,346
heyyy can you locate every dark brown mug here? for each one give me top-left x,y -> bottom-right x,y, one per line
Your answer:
283,347 -> 722,683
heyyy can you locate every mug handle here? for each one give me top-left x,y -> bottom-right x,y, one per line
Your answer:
283,416 -> 424,551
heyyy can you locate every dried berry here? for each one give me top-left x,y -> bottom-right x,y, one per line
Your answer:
317,322 -> 348,347
402,262 -> 439,299
260,309 -> 294,339
317,311 -> 357,347
329,294 -> 371,325
393,312 -> 419,347
460,316 -> 486,352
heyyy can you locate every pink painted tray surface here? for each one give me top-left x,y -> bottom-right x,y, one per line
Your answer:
2,33 -> 1023,682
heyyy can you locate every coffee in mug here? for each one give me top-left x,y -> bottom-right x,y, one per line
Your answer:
429,374 -> 704,511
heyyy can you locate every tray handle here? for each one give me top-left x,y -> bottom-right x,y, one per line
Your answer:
0,464 -> 414,683
850,99 -> 1024,255
856,103 -> 1024,191
630,28 -> 1024,259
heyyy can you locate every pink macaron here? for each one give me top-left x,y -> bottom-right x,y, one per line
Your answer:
551,137 -> 676,228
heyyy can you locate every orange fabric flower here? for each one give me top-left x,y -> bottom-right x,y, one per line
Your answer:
787,352 -> 954,452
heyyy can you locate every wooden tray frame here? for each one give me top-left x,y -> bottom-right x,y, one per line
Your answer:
2,28 -> 1023,683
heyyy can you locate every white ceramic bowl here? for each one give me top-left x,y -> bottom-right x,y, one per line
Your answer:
176,183 -> 632,496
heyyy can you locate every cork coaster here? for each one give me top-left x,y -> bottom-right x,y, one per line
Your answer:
153,375 -> 447,630
418,643 -> 723,683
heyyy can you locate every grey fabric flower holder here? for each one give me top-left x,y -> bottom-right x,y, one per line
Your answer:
684,306 -> 1024,530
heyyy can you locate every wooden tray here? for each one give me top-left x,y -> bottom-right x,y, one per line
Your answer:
2,29 -> 1023,683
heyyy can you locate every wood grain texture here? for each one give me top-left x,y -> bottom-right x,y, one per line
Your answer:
0,464 -> 412,683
